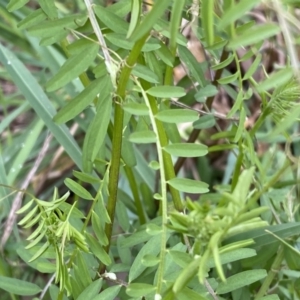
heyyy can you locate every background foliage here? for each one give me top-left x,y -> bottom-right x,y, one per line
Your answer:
1,0 -> 300,299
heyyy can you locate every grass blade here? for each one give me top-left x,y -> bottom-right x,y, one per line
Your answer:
0,44 -> 83,170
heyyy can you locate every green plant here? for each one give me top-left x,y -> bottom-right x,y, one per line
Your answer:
1,0 -> 300,299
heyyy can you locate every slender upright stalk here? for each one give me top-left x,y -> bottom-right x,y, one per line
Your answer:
138,56 -> 183,212
124,166 -> 146,224
254,246 -> 284,299
103,35 -> 148,260
136,80 -> 168,296
249,107 -> 272,138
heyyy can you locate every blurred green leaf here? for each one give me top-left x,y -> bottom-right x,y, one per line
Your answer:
76,279 -> 102,300
0,45 -> 85,170
233,107 -> 246,143
218,0 -> 260,29
92,212 -> 108,246
7,119 -> 44,184
178,45 -> 206,87
224,222 -> 300,248
217,269 -> 267,294
169,0 -> 185,50
256,68 -> 293,93
155,109 -> 198,123
64,178 -> 93,200
39,0 -> 57,19
243,53 -> 262,80
7,0 -> 29,12
141,254 -> 160,266
127,0 -> 140,38
267,105 -> 300,139
258,295 -> 280,300
17,246 -> 55,273
18,9 -> 47,30
201,0 -> 214,46
120,229 -> 151,248
132,64 -> 160,83
82,77 -> 112,172
74,251 -> 92,288
217,72 -> 239,84
115,200 -> 131,233
173,257 -> 200,294
53,77 -> 105,124
129,0 -> 170,41
164,143 -> 208,157
147,86 -> 186,98
209,144 -> 238,152
86,234 -> 111,266
195,85 -> 218,101
0,276 -> 41,296
128,131 -> 157,144
211,54 -> 234,71
168,178 -> 209,194
106,33 -> 160,51
207,248 -> 257,268
126,283 -> 155,297
193,115 -> 216,129
94,5 -> 129,34
227,90 -> 244,118
94,285 -> 121,300
228,24 -> 280,50
73,171 -> 100,184
129,234 -> 163,282
28,14 -> 87,39
122,103 -> 149,116
46,44 -> 99,91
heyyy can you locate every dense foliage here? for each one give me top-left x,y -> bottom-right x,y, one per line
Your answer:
1,0 -> 300,299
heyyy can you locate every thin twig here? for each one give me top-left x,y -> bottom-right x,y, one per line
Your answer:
272,0 -> 299,75
1,134 -> 52,250
69,28 -> 122,64
39,273 -> 56,300
204,279 -> 219,300
98,272 -> 128,287
83,0 -> 117,88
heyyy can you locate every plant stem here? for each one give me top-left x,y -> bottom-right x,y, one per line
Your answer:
249,159 -> 291,206
231,142 -> 244,192
136,80 -> 168,296
249,107 -> 272,138
254,245 -> 284,299
138,57 -> 183,212
148,96 -> 183,212
103,35 -> 148,260
124,166 -> 146,224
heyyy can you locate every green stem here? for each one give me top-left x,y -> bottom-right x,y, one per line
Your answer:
124,166 -> 146,224
249,107 -> 272,138
254,246 -> 284,299
104,102 -> 123,253
148,96 -> 183,211
82,168 -> 108,233
137,52 -> 183,211
249,159 -> 291,206
136,80 -> 168,296
231,142 -> 244,192
103,35 -> 149,257
138,57 -> 183,211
